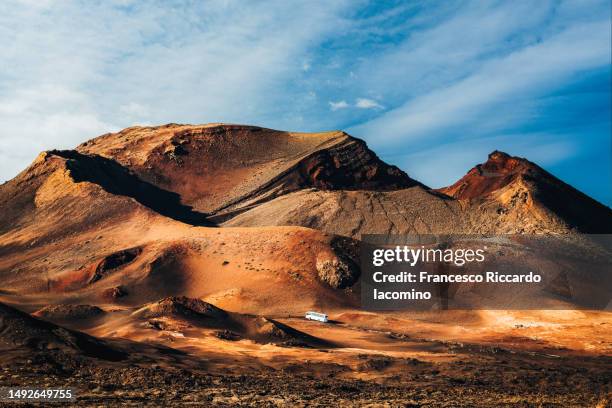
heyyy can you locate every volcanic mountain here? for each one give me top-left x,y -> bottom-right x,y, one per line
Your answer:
1,123 -> 611,310
223,150 -> 612,236
438,150 -> 612,234
1,123 -> 611,405
75,124 -> 420,218
0,130 -> 362,315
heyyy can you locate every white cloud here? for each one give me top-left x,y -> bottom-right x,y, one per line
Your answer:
0,0 -> 353,181
329,100 -> 349,111
347,1 -> 559,105
350,19 -> 611,150
329,98 -> 384,111
0,83 -> 117,179
355,98 -> 383,109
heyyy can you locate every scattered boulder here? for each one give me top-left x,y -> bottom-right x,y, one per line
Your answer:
102,285 -> 128,300
215,330 -> 241,341
316,256 -> 359,289
357,354 -> 394,371
33,304 -> 105,321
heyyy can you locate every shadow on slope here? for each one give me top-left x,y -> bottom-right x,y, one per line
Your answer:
0,301 -> 126,362
51,150 -> 213,227
133,296 -> 334,348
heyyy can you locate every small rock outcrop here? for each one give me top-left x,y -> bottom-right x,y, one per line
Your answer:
316,256 -> 359,289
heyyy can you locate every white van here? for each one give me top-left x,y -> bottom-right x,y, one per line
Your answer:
305,311 -> 328,323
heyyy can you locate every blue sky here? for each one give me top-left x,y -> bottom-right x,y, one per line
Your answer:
1,0 -> 610,204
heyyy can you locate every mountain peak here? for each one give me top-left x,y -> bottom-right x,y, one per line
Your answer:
488,150 -> 511,160
485,150 -> 518,169
439,150 -> 612,233
439,151 -> 537,200
480,150 -> 537,176
76,124 -> 421,215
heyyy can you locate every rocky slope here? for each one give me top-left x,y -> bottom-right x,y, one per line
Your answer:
76,124 -> 420,217
1,124 -> 610,306
222,186 -> 465,237
222,150 -> 612,236
0,126 -> 368,314
439,151 -> 612,234
1,123 -> 611,406
0,301 -> 126,361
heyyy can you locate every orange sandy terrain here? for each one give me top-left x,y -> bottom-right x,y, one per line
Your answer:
0,124 -> 610,406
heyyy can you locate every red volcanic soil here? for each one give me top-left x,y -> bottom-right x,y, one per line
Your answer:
439,151 -> 534,200
438,150 -> 612,233
0,123 -> 611,406
76,124 -> 421,216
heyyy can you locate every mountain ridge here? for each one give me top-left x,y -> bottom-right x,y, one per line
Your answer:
2,123 -> 611,240
438,150 -> 612,233
75,124 -> 422,216
0,123 -> 611,405
1,123 -> 611,311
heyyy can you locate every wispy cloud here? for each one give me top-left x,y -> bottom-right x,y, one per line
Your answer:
0,0 -> 353,179
330,98 -> 383,111
329,100 -> 349,111
355,98 -> 384,109
350,20 -> 610,149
